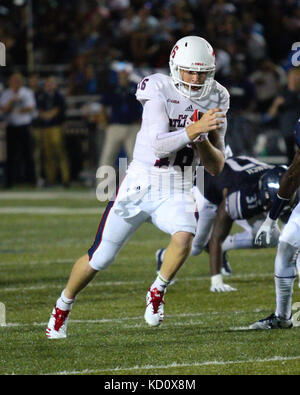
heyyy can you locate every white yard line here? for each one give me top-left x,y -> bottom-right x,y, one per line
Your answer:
0,280 -> 144,293
0,308 -> 266,328
0,207 -> 105,215
0,272 -> 275,292
0,258 -> 75,266
49,355 -> 300,375
0,191 -> 97,200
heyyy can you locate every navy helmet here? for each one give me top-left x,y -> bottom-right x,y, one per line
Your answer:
258,165 -> 288,210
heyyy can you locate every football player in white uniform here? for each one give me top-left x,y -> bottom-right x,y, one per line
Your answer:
250,118 -> 300,329
46,36 -> 229,339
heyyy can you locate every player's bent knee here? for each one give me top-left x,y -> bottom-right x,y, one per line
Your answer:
191,238 -> 206,256
190,244 -> 204,256
88,240 -> 121,271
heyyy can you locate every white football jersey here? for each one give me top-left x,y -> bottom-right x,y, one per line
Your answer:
130,73 -> 229,181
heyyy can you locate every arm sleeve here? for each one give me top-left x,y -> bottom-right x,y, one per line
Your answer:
214,117 -> 227,153
214,85 -> 229,154
219,85 -> 230,113
143,99 -> 192,158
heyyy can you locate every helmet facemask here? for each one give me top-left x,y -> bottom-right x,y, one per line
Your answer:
170,64 -> 215,100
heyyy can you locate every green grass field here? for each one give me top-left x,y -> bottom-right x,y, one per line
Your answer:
0,188 -> 300,375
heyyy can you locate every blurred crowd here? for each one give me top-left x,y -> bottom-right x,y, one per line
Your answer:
0,0 -> 299,188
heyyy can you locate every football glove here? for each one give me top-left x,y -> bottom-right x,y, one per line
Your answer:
210,274 -> 237,292
254,215 -> 278,247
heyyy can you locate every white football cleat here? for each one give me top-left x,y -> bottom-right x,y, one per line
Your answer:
46,307 -> 70,339
249,313 -> 293,330
144,287 -> 165,327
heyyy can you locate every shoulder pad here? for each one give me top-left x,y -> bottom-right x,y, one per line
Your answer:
136,73 -> 170,103
213,81 -> 230,113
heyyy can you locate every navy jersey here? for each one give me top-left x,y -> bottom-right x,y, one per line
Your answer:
203,156 -> 273,220
294,117 -> 300,148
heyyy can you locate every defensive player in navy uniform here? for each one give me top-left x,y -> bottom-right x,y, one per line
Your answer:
46,36 -> 229,338
250,118 -> 300,329
156,156 -> 298,291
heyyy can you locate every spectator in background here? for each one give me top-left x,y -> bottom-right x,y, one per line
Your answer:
97,63 -> 142,193
37,76 -> 70,186
2,0 -> 297,77
240,11 -> 264,38
0,72 -> 36,187
267,67 -> 300,165
214,39 -> 231,84
28,73 -> 45,187
172,1 -> 196,36
242,26 -> 267,72
250,59 -> 286,114
158,5 -> 180,36
81,101 -> 106,186
225,62 -> 257,155
130,5 -> 160,65
119,7 -> 137,37
109,0 -> 130,11
84,65 -> 99,94
68,58 -> 99,95
75,23 -> 100,58
209,0 -> 236,19
67,55 -> 88,95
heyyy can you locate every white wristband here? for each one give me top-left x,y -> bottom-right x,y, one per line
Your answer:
211,274 -> 223,287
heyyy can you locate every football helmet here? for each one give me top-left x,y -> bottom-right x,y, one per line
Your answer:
258,166 -> 288,210
169,36 -> 216,100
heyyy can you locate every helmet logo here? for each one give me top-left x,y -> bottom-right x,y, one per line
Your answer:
171,45 -> 179,59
